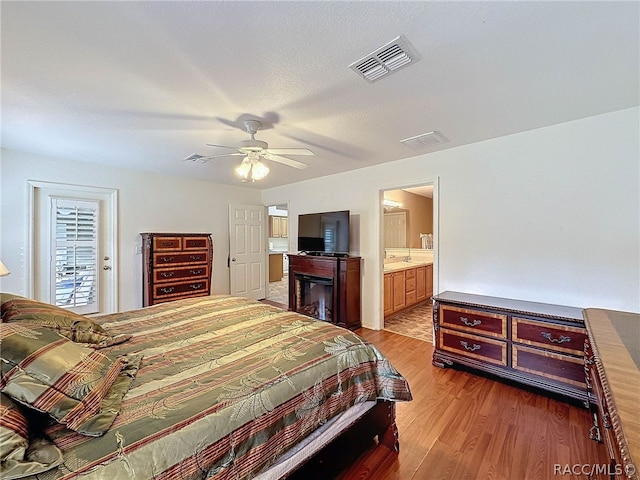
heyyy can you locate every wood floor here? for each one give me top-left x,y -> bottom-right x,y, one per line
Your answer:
291,328 -> 610,480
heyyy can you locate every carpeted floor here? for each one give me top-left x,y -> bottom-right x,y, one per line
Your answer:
383,302 -> 433,344
267,276 -> 433,344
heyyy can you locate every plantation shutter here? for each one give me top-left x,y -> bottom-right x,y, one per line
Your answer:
51,198 -> 99,314
323,221 -> 337,252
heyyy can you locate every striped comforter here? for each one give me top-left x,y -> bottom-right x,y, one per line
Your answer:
40,295 -> 412,479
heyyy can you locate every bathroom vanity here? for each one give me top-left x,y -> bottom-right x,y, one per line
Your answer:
383,262 -> 433,317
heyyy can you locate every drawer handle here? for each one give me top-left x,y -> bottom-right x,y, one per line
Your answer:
460,341 -> 481,352
190,269 -> 203,275
160,287 -> 175,293
541,332 -> 571,344
460,316 -> 482,327
160,256 -> 175,262
589,424 -> 601,442
190,283 -> 203,289
159,272 -> 175,277
602,411 -> 611,429
190,255 -> 202,261
161,241 -> 174,247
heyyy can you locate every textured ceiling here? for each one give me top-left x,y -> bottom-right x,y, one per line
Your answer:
1,1 -> 638,189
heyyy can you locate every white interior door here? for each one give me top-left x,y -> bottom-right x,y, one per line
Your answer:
229,204 -> 266,300
384,212 -> 407,248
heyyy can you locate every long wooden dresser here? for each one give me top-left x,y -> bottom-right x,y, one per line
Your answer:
432,291 -> 589,403
141,233 -> 213,306
584,308 -> 639,480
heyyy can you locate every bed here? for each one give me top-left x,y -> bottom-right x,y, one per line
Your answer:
0,293 -> 412,479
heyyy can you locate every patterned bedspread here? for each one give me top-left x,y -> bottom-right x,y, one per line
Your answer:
40,295 -> 412,479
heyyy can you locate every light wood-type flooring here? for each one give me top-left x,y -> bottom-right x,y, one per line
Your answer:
290,328 -> 610,480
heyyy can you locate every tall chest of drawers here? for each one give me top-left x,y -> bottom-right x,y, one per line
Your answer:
433,291 -> 588,404
141,233 -> 213,306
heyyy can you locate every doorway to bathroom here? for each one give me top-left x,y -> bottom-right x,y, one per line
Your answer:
381,183 -> 435,343
266,203 -> 289,307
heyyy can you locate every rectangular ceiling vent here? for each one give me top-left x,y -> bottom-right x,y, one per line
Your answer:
349,35 -> 419,83
400,131 -> 448,150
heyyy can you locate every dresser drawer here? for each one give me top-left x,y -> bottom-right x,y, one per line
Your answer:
440,305 -> 507,339
152,236 -> 183,251
438,329 -> 507,366
153,265 -> 210,283
405,268 -> 416,280
152,292 -> 209,305
512,344 -> 586,388
588,364 -> 619,461
153,251 -> 209,266
513,317 -> 586,356
183,236 -> 210,250
153,279 -> 210,300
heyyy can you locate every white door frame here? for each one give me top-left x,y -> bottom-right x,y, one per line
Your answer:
28,181 -> 118,313
379,177 -> 439,332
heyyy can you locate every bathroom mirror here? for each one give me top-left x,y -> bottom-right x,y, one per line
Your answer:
383,187 -> 434,249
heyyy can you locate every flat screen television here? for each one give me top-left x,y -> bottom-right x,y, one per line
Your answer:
297,210 -> 350,256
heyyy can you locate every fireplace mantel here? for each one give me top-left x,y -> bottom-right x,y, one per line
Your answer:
288,254 -> 362,330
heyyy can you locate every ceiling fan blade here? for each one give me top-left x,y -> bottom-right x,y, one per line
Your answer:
265,148 -> 314,156
206,152 -> 244,159
263,153 -> 309,169
206,143 -> 240,150
183,152 -> 243,163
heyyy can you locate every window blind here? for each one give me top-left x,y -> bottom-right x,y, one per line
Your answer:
52,198 -> 99,313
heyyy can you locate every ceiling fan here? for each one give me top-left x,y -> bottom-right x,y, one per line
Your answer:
184,119 -> 313,181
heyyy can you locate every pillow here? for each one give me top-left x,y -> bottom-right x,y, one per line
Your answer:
0,392 -> 63,479
0,323 -> 142,436
0,293 -> 130,348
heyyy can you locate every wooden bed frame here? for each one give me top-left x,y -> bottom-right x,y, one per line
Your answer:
283,400 -> 399,478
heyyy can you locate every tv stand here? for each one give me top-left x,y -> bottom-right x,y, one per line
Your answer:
288,254 -> 361,330
300,251 -> 350,258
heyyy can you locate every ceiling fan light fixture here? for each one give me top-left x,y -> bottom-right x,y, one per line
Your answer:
251,160 -> 269,180
235,152 -> 269,182
193,118 -> 312,180
235,157 -> 252,179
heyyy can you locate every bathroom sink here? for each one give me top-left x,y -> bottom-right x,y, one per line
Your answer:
383,260 -> 430,272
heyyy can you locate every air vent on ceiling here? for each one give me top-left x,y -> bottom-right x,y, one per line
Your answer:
349,35 -> 419,83
400,131 -> 448,150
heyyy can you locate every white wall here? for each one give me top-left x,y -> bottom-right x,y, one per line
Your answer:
262,107 -> 640,329
0,149 -> 261,311
2,108 -> 638,323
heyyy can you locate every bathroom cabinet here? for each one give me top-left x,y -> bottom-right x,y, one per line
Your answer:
383,263 -> 432,317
